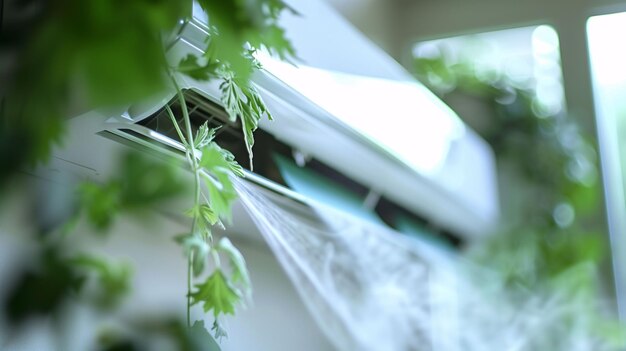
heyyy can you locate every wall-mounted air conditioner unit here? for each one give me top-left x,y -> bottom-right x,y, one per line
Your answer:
92,0 -> 498,240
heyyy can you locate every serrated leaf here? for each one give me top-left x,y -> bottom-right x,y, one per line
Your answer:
186,204 -> 219,227
178,54 -> 219,81
203,172 -> 238,224
199,204 -> 219,226
199,143 -> 244,224
263,0 -> 300,18
190,270 -> 240,317
218,77 -> 271,169
194,123 -> 218,150
219,74 -> 243,123
218,238 -> 251,294
194,123 -> 209,149
200,143 -> 244,177
250,24 -> 297,61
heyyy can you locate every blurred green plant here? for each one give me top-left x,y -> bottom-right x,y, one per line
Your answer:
0,0 -> 294,183
1,0 -> 295,349
78,151 -> 188,230
413,50 -> 602,248
414,45 -> 625,347
414,54 -> 599,225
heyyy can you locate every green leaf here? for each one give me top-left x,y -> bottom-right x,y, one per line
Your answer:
218,77 -> 271,169
78,181 -> 122,231
199,204 -> 219,227
175,233 -> 210,276
194,122 -> 218,149
200,143 -> 244,177
78,151 -> 187,231
4,249 -> 84,324
217,238 -> 251,294
250,24 -> 297,61
190,270 -> 240,317
186,204 -> 219,227
199,143 -> 244,223
203,173 -> 238,224
118,151 -> 187,208
178,54 -> 220,81
71,254 -> 132,308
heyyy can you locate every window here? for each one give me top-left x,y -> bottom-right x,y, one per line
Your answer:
587,12 -> 626,319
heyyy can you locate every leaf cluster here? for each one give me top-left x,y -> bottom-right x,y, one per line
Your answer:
180,121 -> 254,335
3,247 -> 132,328
194,0 -> 296,80
1,0 -> 192,186
71,254 -> 132,309
168,115 -> 252,341
413,53 -> 599,225
78,151 -> 187,230
167,2 -> 295,338
189,238 -> 251,318
2,0 -> 295,346
175,0 -> 295,169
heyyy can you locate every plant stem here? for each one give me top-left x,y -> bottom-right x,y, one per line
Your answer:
187,252 -> 193,327
169,72 -> 202,328
165,105 -> 187,147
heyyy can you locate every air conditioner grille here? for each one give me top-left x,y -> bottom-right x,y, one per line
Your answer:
137,89 -> 243,145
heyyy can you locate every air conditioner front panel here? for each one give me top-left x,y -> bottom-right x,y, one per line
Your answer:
153,0 -> 500,238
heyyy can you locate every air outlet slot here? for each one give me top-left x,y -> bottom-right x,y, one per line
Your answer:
137,89 -> 244,146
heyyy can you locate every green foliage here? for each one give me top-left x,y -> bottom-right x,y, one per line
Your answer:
195,0 -> 296,80
168,3 -> 296,332
3,245 -> 132,325
194,123 -> 218,150
176,233 -> 211,277
218,237 -> 251,297
414,45 -> 624,345
79,151 -> 187,231
200,143 -> 245,224
191,270 -> 240,317
178,54 -> 220,82
174,0 -> 293,170
414,52 -> 605,283
219,76 -> 273,169
79,181 -> 123,230
0,0 -> 191,182
413,52 -> 599,227
3,0 -> 295,346
171,116 -> 251,339
3,248 -> 84,326
71,254 -> 132,309
186,204 -> 220,228
1,0 -> 293,185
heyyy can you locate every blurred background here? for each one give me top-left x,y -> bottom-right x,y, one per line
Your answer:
2,0 -> 626,350
325,0 -> 626,317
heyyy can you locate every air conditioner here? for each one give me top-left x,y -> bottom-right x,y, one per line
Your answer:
91,0 -> 496,239
31,0 -> 498,350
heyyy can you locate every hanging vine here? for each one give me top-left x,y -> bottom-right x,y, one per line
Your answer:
163,0 -> 296,341
0,0 -> 296,348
